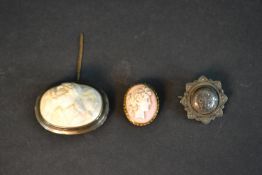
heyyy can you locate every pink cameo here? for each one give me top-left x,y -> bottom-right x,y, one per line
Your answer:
124,84 -> 159,125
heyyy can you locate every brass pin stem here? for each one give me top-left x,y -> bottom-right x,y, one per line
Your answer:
76,33 -> 84,82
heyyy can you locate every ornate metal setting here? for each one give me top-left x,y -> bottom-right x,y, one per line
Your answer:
180,76 -> 228,124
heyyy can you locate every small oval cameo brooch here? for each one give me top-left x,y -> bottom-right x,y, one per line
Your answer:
123,84 -> 159,126
35,33 -> 109,135
180,76 -> 228,124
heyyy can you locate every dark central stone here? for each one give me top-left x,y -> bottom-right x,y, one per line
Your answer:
191,87 -> 219,114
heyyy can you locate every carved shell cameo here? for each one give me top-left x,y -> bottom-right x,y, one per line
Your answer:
124,84 -> 159,126
35,83 -> 109,134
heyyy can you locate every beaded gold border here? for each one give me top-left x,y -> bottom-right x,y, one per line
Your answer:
123,83 -> 160,126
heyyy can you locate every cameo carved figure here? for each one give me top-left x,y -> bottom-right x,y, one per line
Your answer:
126,86 -> 152,119
124,84 -> 159,126
40,83 -> 103,127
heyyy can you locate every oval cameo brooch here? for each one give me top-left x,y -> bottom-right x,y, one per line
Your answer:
123,84 -> 159,126
35,33 -> 109,135
180,76 -> 228,124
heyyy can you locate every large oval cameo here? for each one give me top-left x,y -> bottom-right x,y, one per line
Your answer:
124,84 -> 159,126
35,82 -> 108,134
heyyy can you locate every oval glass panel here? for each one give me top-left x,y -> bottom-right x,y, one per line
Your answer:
190,87 -> 219,114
